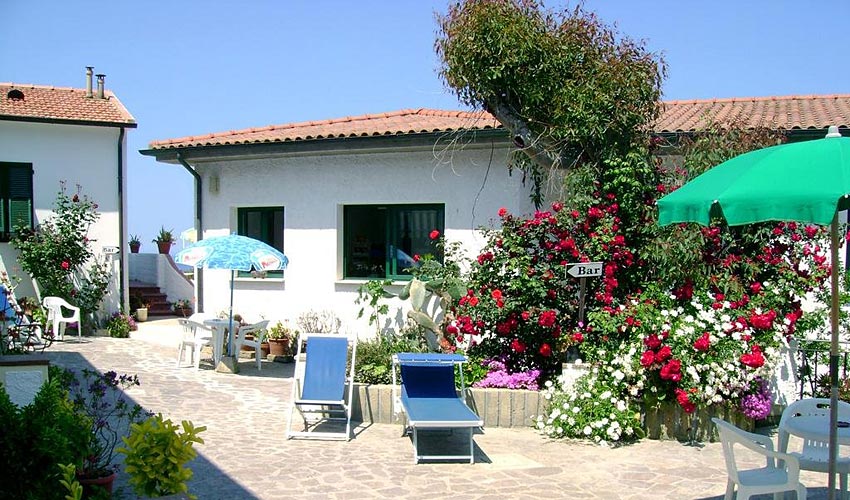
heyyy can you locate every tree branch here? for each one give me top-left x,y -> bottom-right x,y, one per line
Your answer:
484,98 -> 563,172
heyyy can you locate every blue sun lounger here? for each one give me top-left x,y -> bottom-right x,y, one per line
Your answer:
392,353 -> 483,464
287,333 -> 356,441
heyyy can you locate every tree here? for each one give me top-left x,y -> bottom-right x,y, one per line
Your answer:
436,0 -> 665,188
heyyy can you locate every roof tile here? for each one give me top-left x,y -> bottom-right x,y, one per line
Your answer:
148,94 -> 850,150
0,83 -> 136,126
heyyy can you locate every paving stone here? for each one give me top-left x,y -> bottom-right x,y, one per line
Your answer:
39,319 -> 839,499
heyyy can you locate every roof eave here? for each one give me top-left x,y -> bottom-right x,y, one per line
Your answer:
0,114 -> 137,129
141,128 -> 510,163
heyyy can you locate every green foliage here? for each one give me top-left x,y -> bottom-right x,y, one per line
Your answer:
354,279 -> 393,335
0,378 -> 92,500
118,413 -> 206,499
11,183 -> 111,334
106,312 -> 133,338
436,0 -> 665,203
459,350 -> 489,387
266,320 -> 297,341
58,463 -> 83,500
129,234 -> 141,245
354,323 -> 430,385
153,226 -> 175,243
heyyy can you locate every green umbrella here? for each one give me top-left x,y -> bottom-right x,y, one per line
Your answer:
657,126 -> 849,499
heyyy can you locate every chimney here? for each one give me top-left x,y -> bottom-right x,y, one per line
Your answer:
85,66 -> 94,98
96,74 -> 105,99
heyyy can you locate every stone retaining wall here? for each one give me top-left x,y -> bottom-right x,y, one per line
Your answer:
350,383 -> 754,440
350,384 -> 543,428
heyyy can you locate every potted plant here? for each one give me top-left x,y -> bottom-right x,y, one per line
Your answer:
172,298 -> 192,317
65,368 -> 150,497
105,312 -> 134,338
266,320 -> 296,361
152,226 -> 175,254
135,301 -> 149,323
128,234 -> 141,253
118,413 -> 205,499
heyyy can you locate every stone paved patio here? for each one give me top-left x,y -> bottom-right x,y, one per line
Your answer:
39,318 -> 836,499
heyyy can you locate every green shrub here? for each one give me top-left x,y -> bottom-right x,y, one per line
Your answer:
105,312 -> 132,338
118,413 -> 206,499
0,378 -> 91,500
355,322 -> 431,385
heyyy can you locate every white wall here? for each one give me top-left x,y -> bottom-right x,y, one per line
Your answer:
190,144 -> 534,334
0,121 -> 126,319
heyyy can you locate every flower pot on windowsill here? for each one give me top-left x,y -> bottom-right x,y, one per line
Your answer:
129,242 -> 141,253
156,241 -> 172,254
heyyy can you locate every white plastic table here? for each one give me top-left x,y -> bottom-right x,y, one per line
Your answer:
779,414 -> 850,453
202,318 -> 237,366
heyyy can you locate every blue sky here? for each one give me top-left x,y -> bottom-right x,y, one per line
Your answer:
3,0 -> 848,248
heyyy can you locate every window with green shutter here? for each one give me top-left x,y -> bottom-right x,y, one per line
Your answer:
0,162 -> 34,242
343,204 -> 444,280
237,206 -> 284,278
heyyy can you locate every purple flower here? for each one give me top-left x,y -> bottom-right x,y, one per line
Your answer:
740,376 -> 772,420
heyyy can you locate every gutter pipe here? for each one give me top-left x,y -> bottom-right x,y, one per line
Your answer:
176,152 -> 204,312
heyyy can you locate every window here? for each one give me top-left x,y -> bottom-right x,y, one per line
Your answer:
344,204 -> 444,280
237,206 -> 284,278
0,162 -> 34,242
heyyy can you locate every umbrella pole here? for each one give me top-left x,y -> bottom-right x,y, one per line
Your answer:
829,215 -> 840,500
227,269 -> 235,357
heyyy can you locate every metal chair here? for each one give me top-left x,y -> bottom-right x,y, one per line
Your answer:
713,417 -> 806,500
42,296 -> 81,342
232,320 -> 270,370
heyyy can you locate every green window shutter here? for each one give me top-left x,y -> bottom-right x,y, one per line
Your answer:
0,200 -> 5,234
8,165 -> 33,233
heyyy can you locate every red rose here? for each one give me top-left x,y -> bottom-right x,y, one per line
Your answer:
571,332 -> 583,343
538,310 -> 557,327
693,332 -> 710,352
491,289 -> 502,300
675,389 -> 696,413
750,282 -> 762,294
521,311 -> 530,321
551,202 -> 563,212
539,343 -> 552,357
510,338 -> 526,353
660,359 -> 682,381
640,350 -> 655,367
429,230 -> 440,240
446,325 -> 459,335
741,345 -> 765,368
643,334 -> 662,350
655,345 -> 673,363
468,297 -> 479,307
61,261 -> 70,270
413,254 -> 420,262
498,207 -> 508,217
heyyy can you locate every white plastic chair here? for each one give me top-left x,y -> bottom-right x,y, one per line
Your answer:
176,319 -> 214,370
232,320 -> 270,370
779,397 -> 850,499
42,296 -> 81,342
712,417 -> 806,500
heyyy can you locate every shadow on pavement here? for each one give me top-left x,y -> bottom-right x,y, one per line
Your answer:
45,349 -> 259,500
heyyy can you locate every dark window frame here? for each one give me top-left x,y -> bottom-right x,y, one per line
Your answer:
236,206 -> 285,278
343,203 -> 445,280
0,162 -> 34,243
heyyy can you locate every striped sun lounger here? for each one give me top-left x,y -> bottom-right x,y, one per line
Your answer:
393,353 -> 483,464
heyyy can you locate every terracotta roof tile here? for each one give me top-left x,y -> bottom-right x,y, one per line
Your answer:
148,94 -> 850,150
655,94 -> 850,133
0,83 -> 136,127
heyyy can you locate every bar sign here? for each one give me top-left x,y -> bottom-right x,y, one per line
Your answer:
566,262 -> 603,278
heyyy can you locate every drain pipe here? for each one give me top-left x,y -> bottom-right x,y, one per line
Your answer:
176,152 -> 204,312
117,127 -> 126,310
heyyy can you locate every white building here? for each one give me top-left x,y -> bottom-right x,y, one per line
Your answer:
142,96 -> 850,334
0,69 -> 136,318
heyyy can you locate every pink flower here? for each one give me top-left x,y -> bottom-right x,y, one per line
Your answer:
429,230 -> 440,240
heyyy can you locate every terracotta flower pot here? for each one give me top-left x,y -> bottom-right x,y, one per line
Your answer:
156,241 -> 172,254
77,471 -> 116,499
260,341 -> 270,358
129,242 -> 140,253
268,338 -> 290,356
